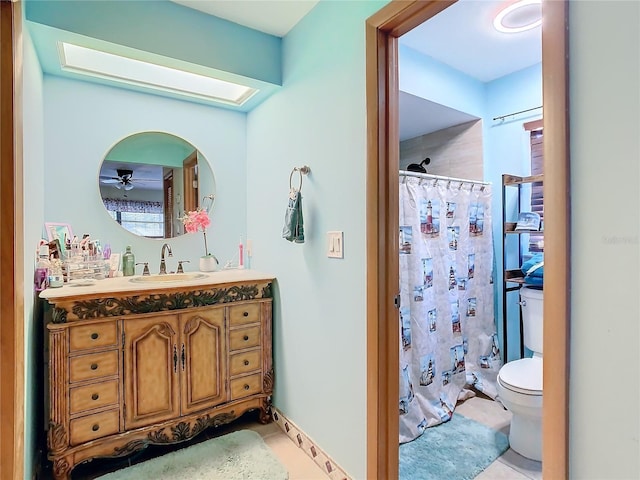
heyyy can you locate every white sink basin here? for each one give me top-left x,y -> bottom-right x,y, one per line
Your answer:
129,273 -> 208,284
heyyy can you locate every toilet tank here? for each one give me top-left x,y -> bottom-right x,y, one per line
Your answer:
520,287 -> 544,354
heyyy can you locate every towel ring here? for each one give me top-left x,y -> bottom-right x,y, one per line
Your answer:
289,166 -> 310,192
202,194 -> 215,213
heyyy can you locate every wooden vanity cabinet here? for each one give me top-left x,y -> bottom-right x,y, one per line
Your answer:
42,276 -> 274,480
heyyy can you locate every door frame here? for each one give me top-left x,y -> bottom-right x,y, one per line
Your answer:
0,1 -> 25,480
365,1 -> 570,479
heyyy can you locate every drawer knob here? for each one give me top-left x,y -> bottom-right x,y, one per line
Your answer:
91,332 -> 99,340
243,311 -> 249,317
92,424 -> 100,432
90,363 -> 98,370
244,384 -> 250,390
244,360 -> 250,366
243,335 -> 249,341
91,393 -> 99,401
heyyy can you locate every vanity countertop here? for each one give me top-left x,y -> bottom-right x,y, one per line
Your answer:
39,269 -> 275,301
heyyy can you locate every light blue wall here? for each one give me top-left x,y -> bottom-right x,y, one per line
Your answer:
22,22 -> 45,480
43,76 -> 248,270
484,64 -> 542,361
569,2 -> 639,478
246,1 -> 385,477
399,44 -> 485,118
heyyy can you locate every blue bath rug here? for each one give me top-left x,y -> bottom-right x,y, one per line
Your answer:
399,413 -> 509,480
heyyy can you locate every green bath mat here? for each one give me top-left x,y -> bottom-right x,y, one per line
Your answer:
399,413 -> 509,480
96,430 -> 288,480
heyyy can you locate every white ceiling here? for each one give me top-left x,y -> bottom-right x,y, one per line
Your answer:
170,0 -> 319,37
400,0 -> 541,83
397,0 -> 541,140
172,0 -> 541,140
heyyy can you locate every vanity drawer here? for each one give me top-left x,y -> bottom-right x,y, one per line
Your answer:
229,349 -> 262,376
229,325 -> 261,351
69,350 -> 119,383
69,322 -> 118,353
229,303 -> 260,326
70,379 -> 119,415
230,373 -> 262,400
69,409 -> 119,446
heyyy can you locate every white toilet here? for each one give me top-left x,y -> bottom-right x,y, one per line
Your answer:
497,286 -> 543,462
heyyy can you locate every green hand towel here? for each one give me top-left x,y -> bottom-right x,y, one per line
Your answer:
282,190 -> 304,243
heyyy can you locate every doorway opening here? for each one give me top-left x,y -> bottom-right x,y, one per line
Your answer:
365,1 -> 570,479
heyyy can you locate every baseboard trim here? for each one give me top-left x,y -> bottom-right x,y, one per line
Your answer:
271,408 -> 351,480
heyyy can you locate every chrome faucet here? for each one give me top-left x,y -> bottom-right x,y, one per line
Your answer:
159,243 -> 173,274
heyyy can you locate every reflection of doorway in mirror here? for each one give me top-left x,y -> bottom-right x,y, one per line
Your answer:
183,151 -> 198,213
164,171 -> 174,238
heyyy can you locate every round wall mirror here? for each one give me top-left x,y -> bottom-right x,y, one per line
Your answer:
98,132 -> 215,238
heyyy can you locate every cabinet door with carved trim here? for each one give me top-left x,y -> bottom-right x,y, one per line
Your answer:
179,308 -> 227,415
123,314 -> 180,429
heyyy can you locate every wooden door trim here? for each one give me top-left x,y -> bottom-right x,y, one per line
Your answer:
182,151 -> 198,214
0,2 -> 25,479
365,1 -> 570,478
540,1 -> 570,476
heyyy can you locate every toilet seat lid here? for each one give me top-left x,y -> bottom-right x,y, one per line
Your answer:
499,358 -> 542,395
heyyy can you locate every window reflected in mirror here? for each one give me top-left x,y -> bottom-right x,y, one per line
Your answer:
98,132 -> 215,238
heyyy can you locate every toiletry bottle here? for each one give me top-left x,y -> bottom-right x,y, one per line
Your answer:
122,246 -> 135,276
48,259 -> 64,288
34,244 -> 51,292
238,236 -> 244,269
103,243 -> 111,260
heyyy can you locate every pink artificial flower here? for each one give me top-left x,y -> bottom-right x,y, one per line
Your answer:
181,208 -> 212,256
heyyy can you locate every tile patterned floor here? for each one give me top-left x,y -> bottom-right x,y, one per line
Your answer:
42,395 -> 542,479
457,393 -> 543,480
258,393 -> 542,480
262,392 -> 542,480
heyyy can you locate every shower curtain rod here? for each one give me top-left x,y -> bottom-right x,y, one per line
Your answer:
493,106 -> 542,121
399,170 -> 490,186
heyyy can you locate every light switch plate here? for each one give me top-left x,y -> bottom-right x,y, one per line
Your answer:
327,231 -> 344,258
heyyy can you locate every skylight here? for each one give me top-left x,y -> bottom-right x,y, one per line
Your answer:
58,42 -> 258,106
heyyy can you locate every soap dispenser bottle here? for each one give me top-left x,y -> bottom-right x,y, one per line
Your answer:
122,246 -> 135,276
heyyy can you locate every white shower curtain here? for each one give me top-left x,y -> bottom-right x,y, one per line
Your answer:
398,175 -> 502,444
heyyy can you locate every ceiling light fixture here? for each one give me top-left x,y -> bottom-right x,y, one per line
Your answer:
58,42 -> 258,106
493,0 -> 542,34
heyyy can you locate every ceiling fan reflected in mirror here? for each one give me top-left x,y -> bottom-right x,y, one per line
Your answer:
100,168 -> 160,191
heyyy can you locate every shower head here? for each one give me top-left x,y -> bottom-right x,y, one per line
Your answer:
407,157 -> 431,173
